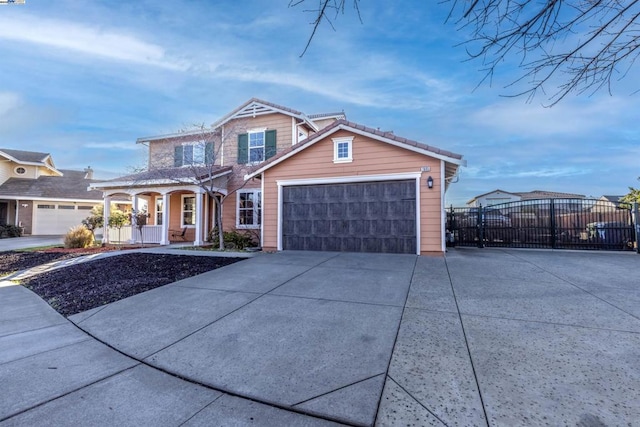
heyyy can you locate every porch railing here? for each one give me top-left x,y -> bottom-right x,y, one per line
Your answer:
107,225 -> 163,244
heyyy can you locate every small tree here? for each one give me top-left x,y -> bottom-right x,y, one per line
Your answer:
140,119 -> 258,250
621,177 -> 640,204
107,209 -> 130,247
82,205 -> 104,242
131,209 -> 149,247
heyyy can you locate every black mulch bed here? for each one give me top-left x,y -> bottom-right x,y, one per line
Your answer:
0,251 -> 88,276
18,253 -> 245,317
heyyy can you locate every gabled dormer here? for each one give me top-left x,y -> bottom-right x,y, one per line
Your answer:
0,148 -> 63,185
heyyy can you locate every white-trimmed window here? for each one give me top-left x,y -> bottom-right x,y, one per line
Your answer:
155,197 -> 163,226
183,143 -> 205,165
181,195 -> 196,226
333,136 -> 353,163
237,190 -> 261,228
249,131 -> 265,163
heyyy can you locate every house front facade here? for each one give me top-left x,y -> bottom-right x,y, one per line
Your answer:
0,148 -> 104,235
92,99 -> 465,255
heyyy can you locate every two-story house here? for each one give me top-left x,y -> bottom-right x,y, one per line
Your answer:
0,149 -> 104,235
92,98 -> 466,255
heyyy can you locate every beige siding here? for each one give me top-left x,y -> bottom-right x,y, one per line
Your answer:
261,130 -> 444,254
221,113 -> 294,166
0,162 -> 10,185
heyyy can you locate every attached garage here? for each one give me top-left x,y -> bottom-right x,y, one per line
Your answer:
282,180 -> 417,254
247,120 -> 465,256
32,203 -> 95,235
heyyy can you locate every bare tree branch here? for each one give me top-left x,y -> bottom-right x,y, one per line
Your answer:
292,0 -> 640,105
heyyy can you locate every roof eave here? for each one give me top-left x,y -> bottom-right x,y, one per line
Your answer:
245,123 -> 466,180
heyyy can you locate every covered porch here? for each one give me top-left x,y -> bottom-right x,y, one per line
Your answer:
90,170 -> 231,246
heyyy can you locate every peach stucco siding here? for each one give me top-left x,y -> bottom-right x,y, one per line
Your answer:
260,130 -> 444,255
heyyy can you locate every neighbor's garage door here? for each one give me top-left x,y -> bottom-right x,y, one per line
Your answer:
282,180 -> 416,254
32,204 -> 94,235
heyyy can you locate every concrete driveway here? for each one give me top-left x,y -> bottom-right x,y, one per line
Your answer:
1,248 -> 639,426
0,236 -> 64,251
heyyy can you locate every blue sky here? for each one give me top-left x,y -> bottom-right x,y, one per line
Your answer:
0,1 -> 637,205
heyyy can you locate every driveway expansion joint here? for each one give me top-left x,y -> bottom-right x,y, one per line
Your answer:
386,375 -> 449,427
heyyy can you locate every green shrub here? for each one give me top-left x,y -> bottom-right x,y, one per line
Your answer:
64,225 -> 95,248
0,224 -> 23,238
208,228 -> 258,250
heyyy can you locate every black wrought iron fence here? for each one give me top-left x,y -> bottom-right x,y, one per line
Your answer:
447,199 -> 637,251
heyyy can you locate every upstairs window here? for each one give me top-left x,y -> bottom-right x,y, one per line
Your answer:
333,136 -> 353,163
249,131 -> 265,163
238,130 -> 277,164
174,142 -> 214,167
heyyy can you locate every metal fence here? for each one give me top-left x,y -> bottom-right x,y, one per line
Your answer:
447,199 -> 638,251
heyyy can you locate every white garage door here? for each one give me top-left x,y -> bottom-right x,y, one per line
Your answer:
32,203 -> 95,235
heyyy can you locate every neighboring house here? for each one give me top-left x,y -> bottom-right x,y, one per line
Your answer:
592,195 -> 626,212
467,189 -> 586,207
0,148 -> 104,235
91,98 -> 465,255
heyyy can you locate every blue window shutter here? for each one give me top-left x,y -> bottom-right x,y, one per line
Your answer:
265,130 -> 277,159
238,133 -> 248,164
205,142 -> 214,164
174,146 -> 183,167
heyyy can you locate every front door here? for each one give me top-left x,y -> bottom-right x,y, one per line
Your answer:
0,202 -> 7,225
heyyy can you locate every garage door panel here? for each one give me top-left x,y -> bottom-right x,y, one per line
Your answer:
282,180 -> 417,254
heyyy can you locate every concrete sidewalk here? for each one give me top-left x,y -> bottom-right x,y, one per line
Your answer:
2,248 -> 639,426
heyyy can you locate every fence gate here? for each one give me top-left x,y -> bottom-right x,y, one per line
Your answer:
447,199 -> 637,251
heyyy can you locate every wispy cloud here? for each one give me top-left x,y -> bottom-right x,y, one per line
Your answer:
0,92 -> 22,116
469,97 -> 627,136
83,142 -> 141,151
0,14 -> 188,71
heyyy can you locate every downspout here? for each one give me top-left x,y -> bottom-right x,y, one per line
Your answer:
441,160 -> 446,253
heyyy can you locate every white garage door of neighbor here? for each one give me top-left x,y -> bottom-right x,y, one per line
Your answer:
32,203 -> 95,235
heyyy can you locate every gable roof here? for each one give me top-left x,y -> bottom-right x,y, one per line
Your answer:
90,166 -> 234,189
600,195 -> 624,203
246,119 -> 465,181
516,190 -> 586,200
136,98 -> 321,144
0,169 -> 103,201
0,148 -> 62,175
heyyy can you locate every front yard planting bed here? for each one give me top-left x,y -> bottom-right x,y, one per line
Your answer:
16,253 -> 244,317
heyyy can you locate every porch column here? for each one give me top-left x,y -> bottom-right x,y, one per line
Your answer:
160,192 -> 169,245
103,195 -> 111,244
203,193 -> 209,243
130,194 -> 139,244
194,190 -> 204,246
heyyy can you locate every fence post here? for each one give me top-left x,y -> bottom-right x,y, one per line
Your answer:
549,199 -> 556,249
477,204 -> 485,248
634,202 -> 640,254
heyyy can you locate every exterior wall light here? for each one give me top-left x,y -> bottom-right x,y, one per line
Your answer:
427,176 -> 434,189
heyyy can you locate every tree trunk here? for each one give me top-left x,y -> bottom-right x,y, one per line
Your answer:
214,197 -> 225,250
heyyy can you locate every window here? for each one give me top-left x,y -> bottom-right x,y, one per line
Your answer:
249,131 -> 265,163
333,137 -> 353,163
237,130 -> 277,164
37,204 -> 55,209
237,190 -> 261,228
58,205 -> 75,210
15,167 -> 26,175
181,195 -> 195,226
174,142 -> 213,167
184,144 -> 205,165
155,197 -> 163,226
77,206 -> 93,210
